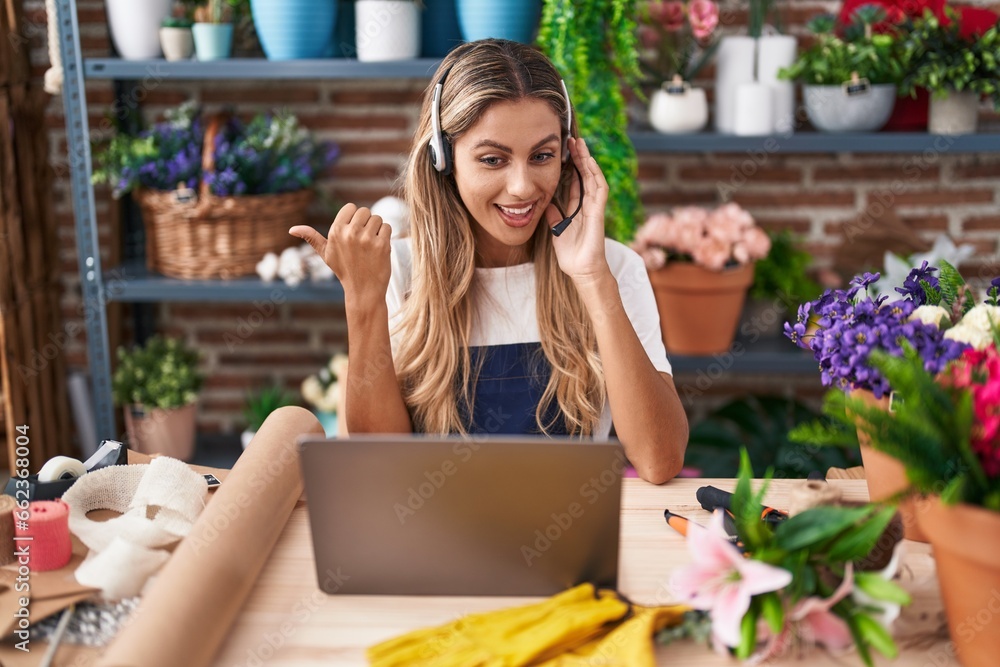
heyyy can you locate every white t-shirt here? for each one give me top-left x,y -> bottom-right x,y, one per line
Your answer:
386,238 -> 672,439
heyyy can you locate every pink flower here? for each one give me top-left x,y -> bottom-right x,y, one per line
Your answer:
671,511 -> 793,648
688,0 -> 720,40
692,234 -> 731,271
639,246 -> 668,271
742,227 -> 772,261
790,564 -> 855,651
649,1 -> 686,32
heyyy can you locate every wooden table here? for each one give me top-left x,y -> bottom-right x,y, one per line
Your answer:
211,478 -> 956,666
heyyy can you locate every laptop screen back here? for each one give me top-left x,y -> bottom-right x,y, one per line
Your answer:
299,435 -> 624,596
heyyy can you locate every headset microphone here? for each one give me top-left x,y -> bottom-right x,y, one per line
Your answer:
550,164 -> 584,237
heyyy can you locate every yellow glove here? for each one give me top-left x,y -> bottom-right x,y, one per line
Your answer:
367,583 -> 631,667
535,604 -> 691,667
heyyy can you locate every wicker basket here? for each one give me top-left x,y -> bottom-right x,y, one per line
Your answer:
136,114 -> 313,280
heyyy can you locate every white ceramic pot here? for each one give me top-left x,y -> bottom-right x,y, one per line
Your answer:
355,0 -> 420,62
756,35 -> 797,133
649,81 -> 709,134
159,27 -> 194,61
714,35 -> 757,134
803,84 -> 897,133
241,429 -> 255,450
929,90 -> 980,135
106,0 -> 174,60
733,82 -> 774,136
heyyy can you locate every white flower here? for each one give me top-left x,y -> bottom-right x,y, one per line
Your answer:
957,304 -> 1000,335
256,252 -> 279,282
872,236 -> 976,298
852,541 -> 904,631
331,353 -> 349,382
908,305 -> 952,329
944,324 -> 994,350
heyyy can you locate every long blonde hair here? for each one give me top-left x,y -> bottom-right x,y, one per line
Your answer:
395,39 -> 605,435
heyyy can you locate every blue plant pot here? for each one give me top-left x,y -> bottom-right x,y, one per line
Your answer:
327,0 -> 357,58
313,410 -> 339,438
192,23 -> 233,61
421,0 -> 462,57
455,0 -> 541,44
251,0 -> 338,60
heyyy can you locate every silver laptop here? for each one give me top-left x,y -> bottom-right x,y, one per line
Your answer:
298,435 -> 624,596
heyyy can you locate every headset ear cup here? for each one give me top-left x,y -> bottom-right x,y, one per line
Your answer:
441,135 -> 453,176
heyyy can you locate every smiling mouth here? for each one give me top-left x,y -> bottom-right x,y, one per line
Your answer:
495,202 -> 537,227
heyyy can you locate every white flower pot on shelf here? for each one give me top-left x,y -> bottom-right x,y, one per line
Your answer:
757,35 -> 797,133
160,27 -> 194,61
241,429 -> 255,450
106,0 -> 174,60
733,82 -> 774,136
803,83 -> 897,133
648,78 -> 709,134
929,90 -> 980,135
714,36 -> 757,134
355,0 -> 420,62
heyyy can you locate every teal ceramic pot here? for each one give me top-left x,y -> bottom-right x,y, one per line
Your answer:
456,0 -> 541,43
251,0 -> 338,60
192,23 -> 234,61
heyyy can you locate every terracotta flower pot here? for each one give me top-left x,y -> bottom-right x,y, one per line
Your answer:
919,498 -> 1000,667
851,389 -> 928,542
647,262 -> 754,356
123,402 -> 197,461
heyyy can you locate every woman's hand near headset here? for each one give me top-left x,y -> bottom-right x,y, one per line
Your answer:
289,203 -> 392,310
544,137 -> 612,288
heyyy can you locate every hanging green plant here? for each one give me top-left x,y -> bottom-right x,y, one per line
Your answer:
537,0 -> 644,243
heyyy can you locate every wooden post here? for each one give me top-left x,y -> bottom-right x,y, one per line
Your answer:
0,2 -> 75,473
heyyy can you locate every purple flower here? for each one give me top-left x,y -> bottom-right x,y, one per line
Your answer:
895,261 -> 939,306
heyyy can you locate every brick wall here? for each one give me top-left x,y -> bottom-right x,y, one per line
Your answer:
19,0 -> 1000,435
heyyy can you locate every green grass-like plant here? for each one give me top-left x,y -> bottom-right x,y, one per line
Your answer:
750,230 -> 823,312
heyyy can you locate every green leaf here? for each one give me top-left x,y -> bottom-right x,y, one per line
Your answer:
826,505 -> 897,562
855,612 -> 900,658
736,605 -> 759,660
760,593 -> 785,635
854,572 -> 912,605
774,505 -> 873,552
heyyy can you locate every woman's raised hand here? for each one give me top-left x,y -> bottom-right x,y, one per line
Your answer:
545,137 -> 611,285
289,203 -> 392,308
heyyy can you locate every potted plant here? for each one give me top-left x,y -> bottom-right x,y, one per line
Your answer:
250,0 -> 338,60
779,7 -> 905,133
457,0 -> 541,43
91,102 -> 340,280
537,0 -> 645,243
784,263 -> 981,539
637,0 -> 721,134
242,385 -> 298,449
355,0 -> 421,62
105,0 -> 175,60
791,281 -> 1000,667
112,335 -> 204,461
193,0 -> 234,61
160,16 -> 195,61
301,354 -> 348,437
745,230 -> 823,338
900,7 -> 1000,134
714,0 -> 797,135
630,203 -> 772,355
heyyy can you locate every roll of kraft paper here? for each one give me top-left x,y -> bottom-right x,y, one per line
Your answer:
0,495 -> 17,566
14,500 -> 72,571
99,406 -> 323,667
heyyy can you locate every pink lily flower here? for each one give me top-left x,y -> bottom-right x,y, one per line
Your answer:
790,563 -> 855,651
671,510 -> 793,647
689,0 -> 720,40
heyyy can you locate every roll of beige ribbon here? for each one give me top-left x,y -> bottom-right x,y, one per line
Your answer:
0,494 -> 17,566
99,406 -> 322,667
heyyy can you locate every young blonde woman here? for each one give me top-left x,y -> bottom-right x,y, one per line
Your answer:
290,39 -> 688,484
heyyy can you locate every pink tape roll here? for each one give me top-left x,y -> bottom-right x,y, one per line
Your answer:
14,500 -> 72,572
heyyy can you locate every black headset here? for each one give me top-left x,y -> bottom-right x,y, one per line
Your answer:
427,66 -> 585,237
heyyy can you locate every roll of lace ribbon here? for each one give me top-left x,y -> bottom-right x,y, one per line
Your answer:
0,495 -> 17,566
14,500 -> 72,571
